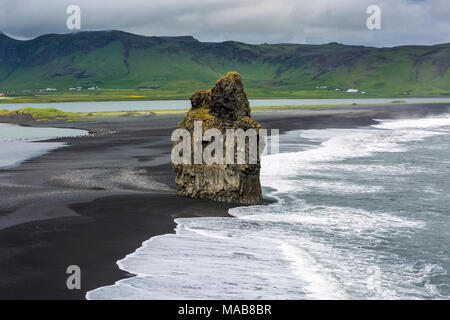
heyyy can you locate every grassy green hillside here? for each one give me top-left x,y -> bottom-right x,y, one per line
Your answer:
0,31 -> 449,100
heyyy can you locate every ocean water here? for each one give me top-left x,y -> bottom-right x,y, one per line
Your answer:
88,114 -> 450,300
1,98 -> 450,113
0,123 -> 87,169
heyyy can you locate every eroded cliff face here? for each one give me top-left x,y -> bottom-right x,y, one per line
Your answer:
173,72 -> 263,205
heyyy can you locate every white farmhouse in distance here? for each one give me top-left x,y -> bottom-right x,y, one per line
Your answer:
346,88 -> 359,93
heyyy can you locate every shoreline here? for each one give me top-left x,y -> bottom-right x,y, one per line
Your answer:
0,103 -> 449,299
2,96 -> 450,105
0,124 -> 90,171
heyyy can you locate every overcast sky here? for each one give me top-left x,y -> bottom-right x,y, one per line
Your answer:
0,0 -> 448,47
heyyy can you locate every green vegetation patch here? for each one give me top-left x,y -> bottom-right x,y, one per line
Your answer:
0,107 -> 186,121
0,108 -> 81,120
0,31 -> 448,102
390,100 -> 407,103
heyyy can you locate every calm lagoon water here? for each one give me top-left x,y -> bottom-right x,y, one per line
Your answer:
89,113 -> 450,300
0,123 -> 88,169
1,98 -> 450,113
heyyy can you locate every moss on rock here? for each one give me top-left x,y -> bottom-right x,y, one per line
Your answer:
174,72 -> 263,205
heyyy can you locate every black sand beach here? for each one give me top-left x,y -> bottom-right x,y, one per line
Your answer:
0,103 -> 449,300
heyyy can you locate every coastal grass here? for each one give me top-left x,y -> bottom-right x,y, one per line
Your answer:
1,105 -> 337,121
0,101 -> 444,121
1,88 -> 446,104
0,92 -> 440,104
389,100 -> 407,103
0,108 -> 81,120
251,104 -> 346,111
0,107 -> 188,121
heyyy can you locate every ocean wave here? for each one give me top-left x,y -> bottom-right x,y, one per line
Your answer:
87,114 -> 450,300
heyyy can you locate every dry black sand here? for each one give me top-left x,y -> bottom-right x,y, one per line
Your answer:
0,103 -> 449,299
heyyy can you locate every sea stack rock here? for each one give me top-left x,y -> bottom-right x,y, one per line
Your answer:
172,72 -> 264,204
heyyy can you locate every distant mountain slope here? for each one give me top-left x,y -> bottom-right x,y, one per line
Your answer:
0,30 -> 449,97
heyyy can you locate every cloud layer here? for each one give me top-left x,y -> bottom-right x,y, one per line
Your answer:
0,0 -> 448,46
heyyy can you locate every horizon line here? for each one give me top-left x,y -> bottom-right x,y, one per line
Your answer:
1,30 -> 449,49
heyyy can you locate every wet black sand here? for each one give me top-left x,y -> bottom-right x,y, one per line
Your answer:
0,103 -> 449,299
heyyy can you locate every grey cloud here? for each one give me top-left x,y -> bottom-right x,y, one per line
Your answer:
0,0 -> 448,47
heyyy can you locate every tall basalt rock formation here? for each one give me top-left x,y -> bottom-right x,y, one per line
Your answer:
173,72 -> 263,205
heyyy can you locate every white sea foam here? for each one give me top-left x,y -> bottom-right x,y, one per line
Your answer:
232,204 -> 425,233
373,114 -> 450,130
279,242 -> 347,299
88,218 -> 311,300
261,126 -> 446,180
88,114 -> 450,300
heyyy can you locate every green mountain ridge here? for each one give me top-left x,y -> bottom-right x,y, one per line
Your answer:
0,30 -> 449,98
